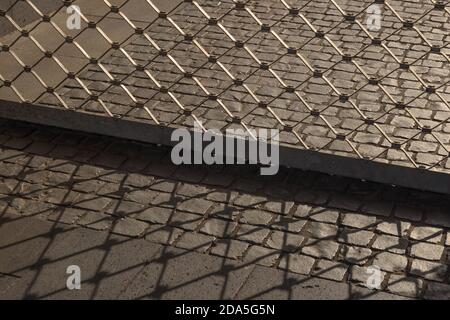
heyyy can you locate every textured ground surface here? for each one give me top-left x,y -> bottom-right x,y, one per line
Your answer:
0,119 -> 449,299
1,0 -> 450,187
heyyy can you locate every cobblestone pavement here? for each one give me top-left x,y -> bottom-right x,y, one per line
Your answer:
0,119 -> 449,299
30,0 -> 450,177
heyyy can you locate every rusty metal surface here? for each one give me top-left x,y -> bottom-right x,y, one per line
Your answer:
0,0 -> 449,192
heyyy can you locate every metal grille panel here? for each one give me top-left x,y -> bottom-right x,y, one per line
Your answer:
1,0 -> 450,192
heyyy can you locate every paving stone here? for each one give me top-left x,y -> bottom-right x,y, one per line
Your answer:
232,178 -> 265,193
339,228 -> 374,246
150,192 -> 175,207
236,264 -> 405,300
18,169 -> 47,185
47,207 -> 86,225
410,226 -> 444,244
278,254 -> 315,275
394,205 -> 423,222
263,199 -> 294,215
48,145 -> 80,159
3,137 -> 33,150
293,204 -> 313,218
144,162 -> 178,179
53,132 -> 85,146
376,220 -> 411,237
24,141 -> 55,155
27,155 -> 50,169
44,187 -> 76,205
0,178 -> 19,195
132,206 -> 174,224
207,203 -> 240,220
271,216 -> 307,233
202,171 -> 235,187
0,200 -> 8,212
350,265 -> 387,288
244,245 -> 280,267
174,231 -> 215,253
308,207 -> 339,224
177,198 -> 213,214
302,221 -> 339,239
144,224 -> 183,245
313,260 -> 348,281
9,198 -> 55,218
0,149 -> 25,164
266,231 -> 304,252
233,194 -> 267,207
111,200 -> 145,217
72,179 -> 104,194
425,209 -> 450,228
5,197 -> 25,213
125,189 -> 158,204
149,179 -> 178,193
98,171 -> 126,184
410,259 -> 448,281
372,234 -> 409,254
75,164 -> 107,179
239,209 -> 273,226
410,242 -> 444,261
120,156 -> 151,172
373,252 -> 408,273
206,189 -> 237,203
424,282 -> 450,300
328,194 -> 361,212
91,152 -> 127,169
342,213 -> 377,229
168,211 -> 203,231
172,166 -> 207,183
301,239 -> 340,259
124,173 -> 154,188
294,189 -> 330,207
344,246 -> 373,265
46,172 -> 72,187
98,182 -> 129,199
210,239 -> 249,259
176,183 -> 208,197
387,274 -> 423,298
361,200 -> 394,217
200,217 -> 237,238
72,194 -> 114,212
235,224 -> 271,245
19,180 -> 50,196
112,218 -> 148,237
78,211 -> 114,230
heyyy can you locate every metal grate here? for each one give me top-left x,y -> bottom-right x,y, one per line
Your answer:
0,0 -> 449,192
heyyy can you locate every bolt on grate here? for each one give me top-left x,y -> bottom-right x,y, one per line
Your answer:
0,0 -> 449,192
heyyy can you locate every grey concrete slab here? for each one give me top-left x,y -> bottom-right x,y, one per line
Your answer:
0,214 -> 162,299
0,212 -> 59,276
120,246 -> 255,300
0,274 -> 31,300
